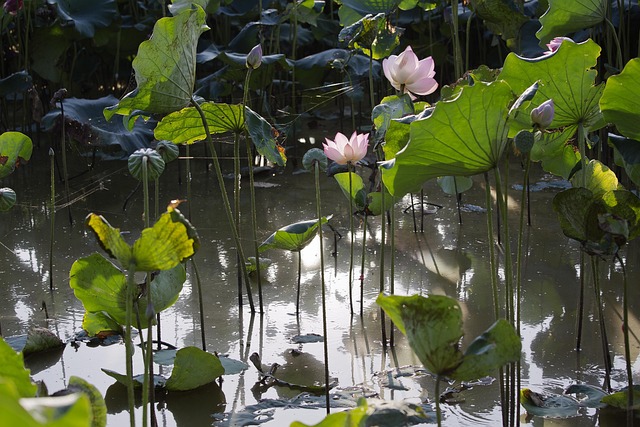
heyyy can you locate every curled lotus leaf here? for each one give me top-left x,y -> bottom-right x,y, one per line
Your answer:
0,187 -> 16,211
302,148 -> 328,172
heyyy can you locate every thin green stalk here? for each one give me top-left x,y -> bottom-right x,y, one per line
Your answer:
615,253 -> 634,419
314,163 -> 331,414
591,257 -> 612,391
49,148 -> 55,291
191,97 -> 255,312
435,374 -> 442,426
359,212 -> 368,318
576,251 -> 585,350
368,51 -> 375,110
246,140 -> 263,313
233,131 -> 243,308
191,258 -> 207,351
515,153 -> 531,426
484,173 -> 500,320
604,17 -> 624,71
185,144 -> 192,221
379,185 -> 387,347
450,0 -> 463,79
348,165 -> 355,315
59,100 -> 72,225
125,266 -> 137,427
389,200 -> 395,347
296,251 -> 302,315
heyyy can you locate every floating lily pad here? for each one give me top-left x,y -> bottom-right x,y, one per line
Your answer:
5,328 -> 64,356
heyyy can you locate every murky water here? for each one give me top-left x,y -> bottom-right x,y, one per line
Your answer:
1,140 -> 639,426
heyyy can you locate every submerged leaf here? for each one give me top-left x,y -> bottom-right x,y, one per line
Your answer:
520,388 -> 580,417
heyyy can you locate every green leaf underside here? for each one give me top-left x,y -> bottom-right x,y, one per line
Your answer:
245,106 -> 287,167
377,294 -> 464,375
334,172 -> 367,210
70,254 -> 186,330
499,39 -> 604,135
0,131 -> 33,179
601,58 -> 640,141
381,80 -> 514,197
165,347 -> 225,391
10,392 -> 93,427
609,135 -> 640,187
530,126 -> 580,179
154,102 -> 244,144
104,6 -> 207,122
68,376 -> 108,427
537,0 -> 607,46
259,217 -> 330,252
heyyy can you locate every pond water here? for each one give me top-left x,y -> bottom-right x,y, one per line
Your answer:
1,139 -> 639,426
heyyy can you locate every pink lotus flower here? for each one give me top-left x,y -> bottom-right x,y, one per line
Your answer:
382,46 -> 438,99
323,131 -> 369,165
530,99 -> 554,129
544,37 -> 573,54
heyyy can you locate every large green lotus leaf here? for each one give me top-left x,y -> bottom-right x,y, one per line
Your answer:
530,126 -> 580,179
154,102 -> 244,144
0,71 -> 32,97
609,134 -> 640,187
81,311 -> 121,336
259,217 -> 330,253
468,0 -> 528,41
520,388 -> 581,417
104,6 -> 208,123
68,377 -> 107,427
245,107 -> 286,167
48,0 -> 116,39
536,0 -> 606,46
451,319 -> 521,381
70,253 -> 187,329
334,172 -> 367,210
70,253 -> 129,325
380,80 -> 514,197
132,209 -> 199,271
41,96 -> 156,159
0,337 -> 37,397
552,187 -> 604,244
0,187 -> 16,211
499,39 -> 604,135
601,386 -> 640,410
600,58 -> 640,141
601,190 -> 640,241
377,294 -> 464,376
85,214 -> 133,267
0,131 -> 32,179
570,159 -> 619,195
165,347 -> 224,391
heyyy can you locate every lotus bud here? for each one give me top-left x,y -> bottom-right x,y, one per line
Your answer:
544,37 -> 572,55
530,99 -> 554,130
246,44 -> 263,70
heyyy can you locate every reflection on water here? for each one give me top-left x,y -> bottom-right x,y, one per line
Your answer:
1,146 -> 639,426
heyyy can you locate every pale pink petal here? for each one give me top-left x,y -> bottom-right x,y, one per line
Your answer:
323,143 -> 346,164
382,58 -> 395,86
333,132 -> 350,151
416,56 -> 436,78
393,46 -> 419,84
406,75 -> 438,96
343,143 -> 355,162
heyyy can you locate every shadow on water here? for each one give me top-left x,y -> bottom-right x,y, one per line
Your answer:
1,142 -> 639,426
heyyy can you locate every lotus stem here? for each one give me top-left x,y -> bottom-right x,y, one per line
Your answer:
348,165 -> 355,315
314,162 -> 331,414
233,131 -> 243,309
359,212 -> 368,318
576,251 -> 585,350
190,258 -> 207,351
615,253 -> 634,418
246,140 -> 264,313
296,251 -> 302,316
389,200 -> 395,347
591,257 -> 612,391
125,266 -> 136,427
48,148 -> 55,291
435,374 -> 442,427
379,186 -> 387,348
191,97 -> 255,313
185,144 -> 192,221
59,99 -> 72,225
